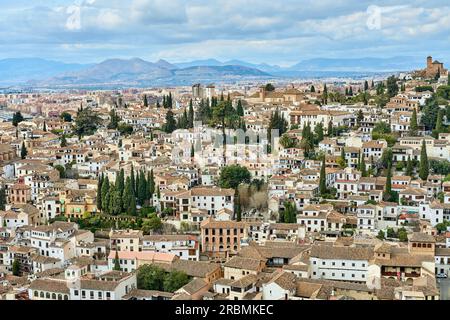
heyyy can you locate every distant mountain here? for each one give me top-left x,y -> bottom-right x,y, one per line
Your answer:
289,57 -> 424,72
174,59 -> 223,69
34,58 -> 273,87
0,56 -> 428,88
0,58 -> 90,85
175,59 -> 281,73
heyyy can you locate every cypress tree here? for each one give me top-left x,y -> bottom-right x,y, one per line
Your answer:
43,121 -> 47,132
138,171 -> 147,206
310,85 -> 315,93
383,163 -> 393,201
327,120 -> 333,137
97,174 -> 104,211
236,100 -> 244,116
113,250 -> 121,271
323,84 -> 328,104
340,147 -> 346,168
20,142 -> 27,159
0,187 -> 7,211
188,99 -> 194,128
123,177 -> 134,214
435,109 -> 444,133
406,156 -> 413,177
410,108 -> 418,136
148,169 -> 155,200
60,135 -> 67,147
361,156 -> 367,177
319,156 -> 327,196
364,80 -> 369,91
143,94 -> 148,108
101,176 -> 110,213
163,109 -> 177,133
419,140 -> 429,180
130,166 -> 136,195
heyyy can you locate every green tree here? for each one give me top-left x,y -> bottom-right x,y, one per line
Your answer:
310,85 -> 315,93
60,135 -> 68,147
113,250 -> 121,271
279,134 -> 296,149
360,155 -> 367,177
20,142 -> 27,159
74,107 -> 102,138
141,214 -> 163,234
405,156 -> 414,177
137,170 -> 147,206
398,228 -> 408,242
12,111 -> 24,127
219,165 -> 251,190
265,83 -> 275,92
147,169 -> 155,200
364,81 -> 369,92
101,176 -> 110,213
0,187 -> 6,211
12,259 -> 20,276
163,109 -> 177,133
236,100 -> 244,117
419,140 -> 429,180
421,95 -> 441,131
327,120 -> 333,137
60,112 -> 72,122
338,148 -> 346,168
377,230 -> 385,240
410,108 -> 418,136
163,271 -> 190,293
143,94 -> 148,108
188,99 -> 194,128
314,122 -> 324,144
97,174 -> 104,211
108,109 -> 120,130
137,265 -> 166,291
387,76 -> 399,98
319,157 -> 327,196
130,166 -> 136,195
283,201 -> 297,223
357,110 -> 364,126
383,163 -> 393,201
54,165 -> 66,179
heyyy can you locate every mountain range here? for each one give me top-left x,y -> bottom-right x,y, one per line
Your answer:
0,56 -> 426,88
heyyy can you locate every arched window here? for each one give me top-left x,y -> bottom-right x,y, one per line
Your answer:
58,294 -> 62,300
64,295 -> 69,300
52,293 -> 56,300
34,291 -> 38,297
40,291 -> 44,298
46,292 -> 50,299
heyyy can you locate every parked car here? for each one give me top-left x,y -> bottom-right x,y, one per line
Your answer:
436,273 -> 448,279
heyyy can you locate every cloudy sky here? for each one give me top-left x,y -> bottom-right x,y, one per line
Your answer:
1,0 -> 450,66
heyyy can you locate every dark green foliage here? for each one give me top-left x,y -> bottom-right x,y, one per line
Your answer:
74,107 -> 102,138
319,157 -> 327,196
113,250 -> 121,271
219,165 -> 251,190
20,142 -> 27,159
265,83 -> 275,92
283,201 -> 297,223
12,259 -> 20,276
60,112 -> 72,122
137,265 -> 190,293
163,109 -> 177,133
0,187 -> 6,211
108,109 -> 121,129
12,112 -> 24,127
419,140 -> 429,180
387,76 -> 399,98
